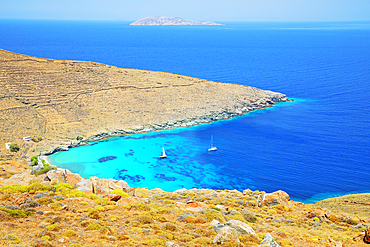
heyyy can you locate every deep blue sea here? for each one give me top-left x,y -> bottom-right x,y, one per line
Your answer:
1,20 -> 370,203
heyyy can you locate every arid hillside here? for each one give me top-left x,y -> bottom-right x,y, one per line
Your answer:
0,49 -> 289,160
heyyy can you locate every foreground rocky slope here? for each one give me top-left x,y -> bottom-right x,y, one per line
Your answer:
0,161 -> 369,246
0,49 -> 290,160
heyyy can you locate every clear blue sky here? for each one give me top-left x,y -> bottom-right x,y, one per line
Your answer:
1,0 -> 370,22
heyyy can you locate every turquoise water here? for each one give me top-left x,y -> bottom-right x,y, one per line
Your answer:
2,20 -> 370,203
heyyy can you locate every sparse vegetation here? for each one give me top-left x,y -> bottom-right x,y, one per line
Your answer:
0,162 -> 369,246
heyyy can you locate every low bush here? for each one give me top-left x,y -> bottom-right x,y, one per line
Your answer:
0,207 -> 33,218
110,189 -> 130,197
31,166 -> 56,176
31,136 -> 43,142
31,156 -> 38,166
142,237 -> 166,246
9,143 -> 19,152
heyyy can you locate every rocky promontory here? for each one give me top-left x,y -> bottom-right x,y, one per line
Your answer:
0,49 -> 290,159
130,16 -> 222,26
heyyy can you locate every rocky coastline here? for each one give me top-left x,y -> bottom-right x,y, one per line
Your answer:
46,93 -> 292,156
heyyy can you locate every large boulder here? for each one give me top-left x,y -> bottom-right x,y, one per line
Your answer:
174,200 -> 208,212
64,169 -> 84,187
225,220 -> 256,236
257,190 -> 290,207
6,171 -> 37,185
45,170 -> 64,184
90,177 -> 134,196
213,226 -> 240,245
75,179 -> 92,192
44,169 -> 84,186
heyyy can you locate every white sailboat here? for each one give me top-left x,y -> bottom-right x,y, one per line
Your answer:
160,147 -> 167,158
208,135 -> 217,151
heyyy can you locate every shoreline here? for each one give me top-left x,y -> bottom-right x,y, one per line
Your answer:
43,98 -> 294,157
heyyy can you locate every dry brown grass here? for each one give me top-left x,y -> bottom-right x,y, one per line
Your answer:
316,193 -> 370,219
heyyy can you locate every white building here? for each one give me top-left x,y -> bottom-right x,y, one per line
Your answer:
5,143 -> 11,149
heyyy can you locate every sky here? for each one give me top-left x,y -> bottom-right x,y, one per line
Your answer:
1,0 -> 370,22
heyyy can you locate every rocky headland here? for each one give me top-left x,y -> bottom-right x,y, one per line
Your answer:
0,49 -> 290,160
130,16 -> 222,26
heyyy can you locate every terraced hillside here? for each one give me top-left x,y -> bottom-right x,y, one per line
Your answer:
0,49 -> 289,160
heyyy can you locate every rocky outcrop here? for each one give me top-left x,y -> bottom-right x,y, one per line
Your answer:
174,200 -> 209,212
5,171 -> 38,185
224,220 -> 256,236
90,176 -> 135,196
257,190 -> 290,207
44,169 -> 135,196
213,226 -> 240,245
259,233 -> 281,247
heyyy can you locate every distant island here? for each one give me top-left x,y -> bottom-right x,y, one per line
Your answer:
130,16 -> 222,26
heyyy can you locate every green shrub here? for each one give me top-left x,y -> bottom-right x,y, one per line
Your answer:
31,136 -> 43,142
37,197 -> 54,205
28,182 -> 53,192
31,156 -> 38,166
122,202 -> 150,211
31,166 -> 56,176
50,203 -> 62,211
63,229 -> 77,237
190,237 -> 212,245
0,185 -> 30,193
2,234 -> 20,244
9,143 -> 19,152
163,222 -> 177,231
87,222 -> 101,230
110,189 -> 130,197
0,207 -> 32,218
142,237 -> 166,246
136,214 -> 152,224
0,182 -> 52,193
46,223 -> 60,231
56,183 -> 74,191
242,212 -> 257,223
